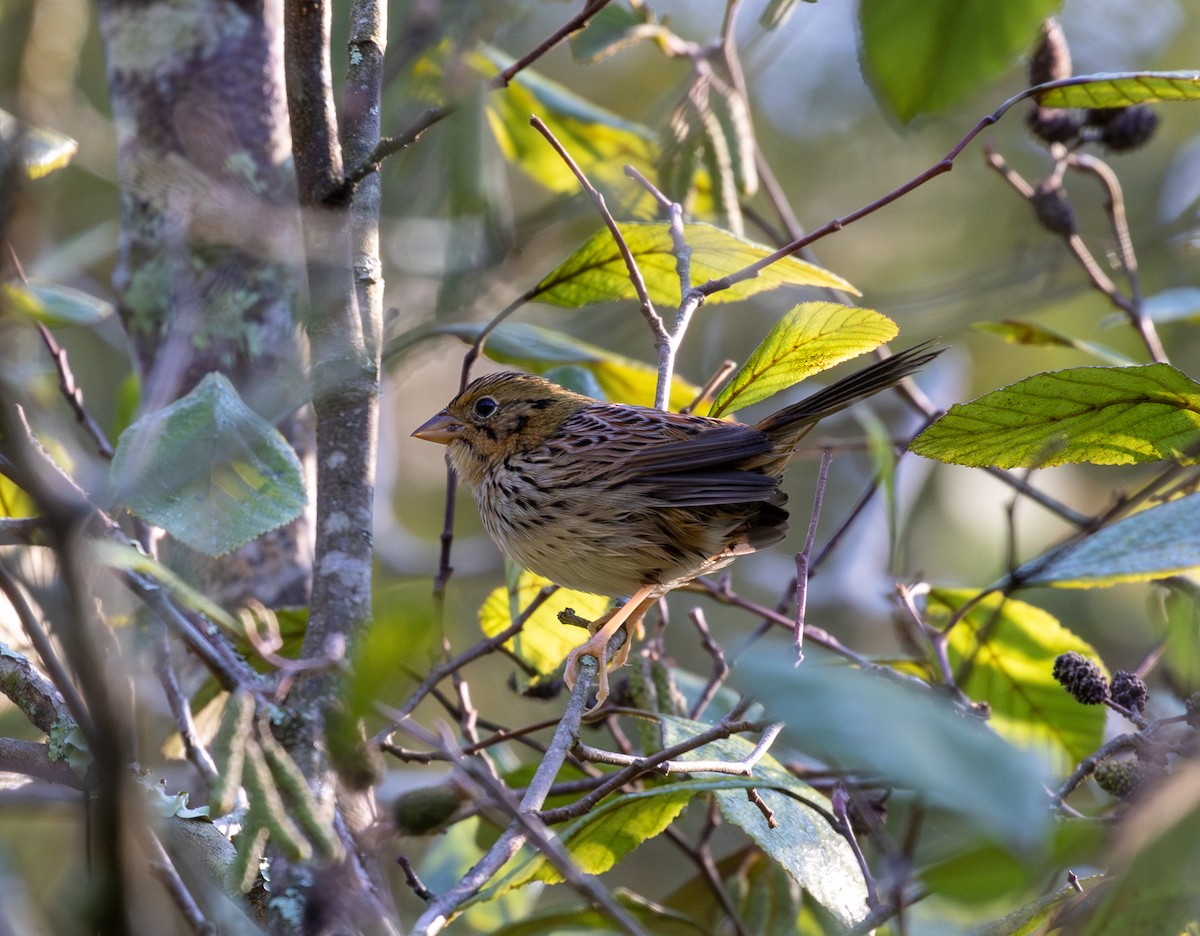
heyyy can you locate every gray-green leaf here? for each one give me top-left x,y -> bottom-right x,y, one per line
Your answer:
111,373 -> 306,556
736,652 -> 1052,852
1018,494 -> 1200,587
661,716 -> 869,929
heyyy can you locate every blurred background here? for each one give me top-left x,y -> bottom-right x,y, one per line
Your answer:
2,0 -> 1200,925
4,0 -> 1200,702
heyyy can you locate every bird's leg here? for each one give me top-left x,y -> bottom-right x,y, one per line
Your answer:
564,584 -> 658,707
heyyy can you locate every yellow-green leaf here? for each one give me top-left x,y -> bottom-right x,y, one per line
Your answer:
533,222 -> 858,310
0,108 -> 78,179
530,786 -> 693,882
1018,494 -> 1200,588
709,302 -> 897,417
1036,71 -> 1200,108
478,570 -> 610,678
3,281 -> 112,328
909,364 -> 1200,468
479,49 -> 658,200
489,784 -> 699,897
926,589 -> 1107,773
438,321 -> 700,410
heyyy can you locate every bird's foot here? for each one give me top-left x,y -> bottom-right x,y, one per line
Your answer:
563,586 -> 655,712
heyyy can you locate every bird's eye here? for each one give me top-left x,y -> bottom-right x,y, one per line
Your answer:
472,396 -> 499,419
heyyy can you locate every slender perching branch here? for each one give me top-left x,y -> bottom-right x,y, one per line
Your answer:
621,165 -> 704,408
440,727 -> 650,936
409,653 -> 605,936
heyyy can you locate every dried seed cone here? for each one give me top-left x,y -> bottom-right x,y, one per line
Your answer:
1029,19 -> 1072,87
1101,105 -> 1159,152
1053,651 -> 1109,704
1111,670 -> 1149,713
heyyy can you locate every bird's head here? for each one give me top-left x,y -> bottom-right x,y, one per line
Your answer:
412,372 -> 591,488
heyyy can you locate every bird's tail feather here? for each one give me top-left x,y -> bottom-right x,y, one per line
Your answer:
753,340 -> 942,440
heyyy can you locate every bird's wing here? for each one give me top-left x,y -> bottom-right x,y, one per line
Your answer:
616,422 -> 780,507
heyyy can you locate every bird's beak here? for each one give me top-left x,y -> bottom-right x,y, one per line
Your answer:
411,409 -> 463,445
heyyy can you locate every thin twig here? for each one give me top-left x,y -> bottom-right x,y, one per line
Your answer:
408,652 -> 604,935
375,584 -> 557,742
35,324 -> 115,460
1053,734 -> 1140,807
146,830 -> 218,936
445,733 -> 650,936
794,450 -> 833,662
0,561 -> 95,741
621,164 -> 700,407
832,784 -> 880,910
539,701 -> 768,825
693,77 -> 1082,298
397,855 -> 432,902
530,116 -> 664,344
687,607 -> 729,720
575,721 -> 780,776
154,629 -> 219,786
1068,151 -> 1165,362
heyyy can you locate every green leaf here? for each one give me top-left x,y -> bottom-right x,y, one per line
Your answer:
533,222 -> 858,310
738,651 -> 1052,852
110,373 -> 307,556
920,842 -> 1033,905
971,320 -> 1133,365
660,716 -> 869,929
709,303 -> 897,417
489,898 -> 707,936
733,853 -> 802,936
1158,584 -> 1200,693
1017,494 -> 1200,587
437,321 -> 701,410
859,0 -> 1060,122
569,5 -> 663,63
478,569 -> 611,680
1036,71 -> 1200,108
1067,761 -> 1200,935
926,589 -> 1107,773
534,786 -> 693,883
0,108 -> 78,179
344,581 -> 437,717
2,281 -> 114,327
909,364 -> 1200,468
